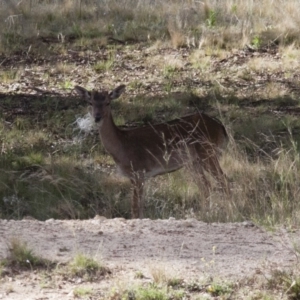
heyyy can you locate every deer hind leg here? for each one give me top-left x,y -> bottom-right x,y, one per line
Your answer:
202,153 -> 230,194
184,147 -> 211,196
131,178 -> 144,219
191,159 -> 211,197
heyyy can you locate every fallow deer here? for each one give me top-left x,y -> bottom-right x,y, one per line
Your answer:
75,85 -> 229,218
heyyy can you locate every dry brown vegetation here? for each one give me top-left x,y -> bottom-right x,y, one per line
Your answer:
2,0 -> 300,51
2,0 -> 300,298
1,0 -> 300,224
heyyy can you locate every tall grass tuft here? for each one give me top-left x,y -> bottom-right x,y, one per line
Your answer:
2,0 -> 300,53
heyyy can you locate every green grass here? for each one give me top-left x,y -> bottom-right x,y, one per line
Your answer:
266,270 -> 300,300
2,0 -> 300,54
2,238 -> 52,270
133,285 -> 168,300
2,0 -> 300,228
2,260 -> 300,299
65,253 -> 109,280
206,282 -> 233,297
106,278 -> 235,300
2,80 -> 300,225
73,286 -> 94,298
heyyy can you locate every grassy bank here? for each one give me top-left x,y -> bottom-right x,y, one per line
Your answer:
1,1 -> 300,226
2,0 -> 300,52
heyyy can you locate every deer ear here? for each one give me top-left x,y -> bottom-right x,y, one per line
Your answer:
74,86 -> 92,103
109,85 -> 126,100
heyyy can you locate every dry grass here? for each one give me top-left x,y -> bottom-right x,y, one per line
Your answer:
2,0 -> 300,228
2,238 -> 52,270
2,75 -> 300,225
224,137 -> 300,226
2,0 -> 300,53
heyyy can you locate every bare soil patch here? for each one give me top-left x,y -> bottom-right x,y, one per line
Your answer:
0,218 -> 299,299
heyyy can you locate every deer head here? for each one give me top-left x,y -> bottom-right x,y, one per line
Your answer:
75,85 -> 126,123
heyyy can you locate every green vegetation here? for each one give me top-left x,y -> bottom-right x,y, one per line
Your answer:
64,253 -> 109,280
109,284 -> 183,300
134,270 -> 145,279
1,0 -> 300,228
132,285 -> 168,300
1,245 -> 300,299
73,286 -> 94,298
2,0 -> 300,53
206,282 -> 233,297
1,238 -> 51,270
3,2 -> 300,294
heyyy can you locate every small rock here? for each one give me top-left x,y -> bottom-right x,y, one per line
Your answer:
45,218 -> 55,223
94,215 -> 107,221
242,221 -> 255,227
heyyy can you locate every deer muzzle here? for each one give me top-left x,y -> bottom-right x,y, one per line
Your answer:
95,116 -> 101,123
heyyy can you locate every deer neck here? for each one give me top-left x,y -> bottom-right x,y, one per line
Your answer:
98,113 -> 123,160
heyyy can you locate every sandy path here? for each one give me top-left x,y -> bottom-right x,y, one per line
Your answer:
0,218 -> 299,299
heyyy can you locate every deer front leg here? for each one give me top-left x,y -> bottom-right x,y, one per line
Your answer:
131,179 -> 144,219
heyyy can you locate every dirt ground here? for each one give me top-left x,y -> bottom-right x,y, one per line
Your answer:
0,218 -> 299,299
